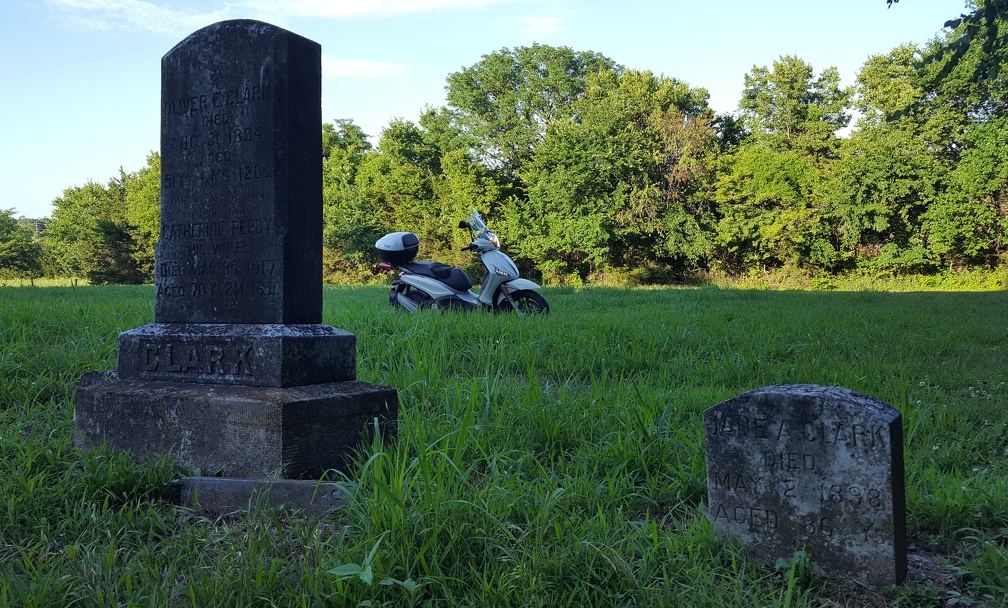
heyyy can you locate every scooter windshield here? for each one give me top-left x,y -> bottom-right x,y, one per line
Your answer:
467,209 -> 490,235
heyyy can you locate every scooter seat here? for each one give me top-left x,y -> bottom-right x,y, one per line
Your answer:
403,262 -> 472,291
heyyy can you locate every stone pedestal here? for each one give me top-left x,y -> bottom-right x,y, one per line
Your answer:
76,372 -> 396,479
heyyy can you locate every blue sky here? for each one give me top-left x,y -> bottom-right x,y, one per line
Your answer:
1,0 -> 967,219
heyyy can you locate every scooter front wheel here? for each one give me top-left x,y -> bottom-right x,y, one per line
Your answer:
499,289 -> 549,315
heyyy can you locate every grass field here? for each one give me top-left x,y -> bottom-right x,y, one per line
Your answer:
1,284 -> 1006,607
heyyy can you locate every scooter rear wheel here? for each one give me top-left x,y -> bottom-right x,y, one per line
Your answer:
499,289 -> 549,315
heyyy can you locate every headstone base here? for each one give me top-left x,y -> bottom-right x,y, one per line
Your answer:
75,372 -> 398,479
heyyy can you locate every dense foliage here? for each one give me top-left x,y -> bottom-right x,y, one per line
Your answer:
5,4 -> 1007,284
0,210 -> 42,282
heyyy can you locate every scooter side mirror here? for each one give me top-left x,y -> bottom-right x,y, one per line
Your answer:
458,221 -> 470,229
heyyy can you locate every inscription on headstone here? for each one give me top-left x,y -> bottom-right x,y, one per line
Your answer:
704,385 -> 906,586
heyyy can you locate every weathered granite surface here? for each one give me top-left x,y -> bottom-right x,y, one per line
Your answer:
704,384 -> 906,586
76,372 -> 397,480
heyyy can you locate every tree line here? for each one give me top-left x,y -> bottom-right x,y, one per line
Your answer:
2,4 -> 1006,285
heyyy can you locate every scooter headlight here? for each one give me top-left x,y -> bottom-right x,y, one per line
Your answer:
488,233 -> 500,248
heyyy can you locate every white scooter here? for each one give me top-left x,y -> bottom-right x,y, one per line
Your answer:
376,209 -> 549,314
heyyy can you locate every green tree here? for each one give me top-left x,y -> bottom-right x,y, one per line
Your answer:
828,126 -> 943,273
86,219 -> 147,284
418,106 -> 480,159
446,44 -> 619,179
360,119 -> 503,268
918,3 -> 1008,267
506,69 -> 718,281
923,115 -> 1008,267
826,44 -> 948,274
323,119 -> 370,163
847,9 -> 1008,272
890,0 -> 1008,86
434,148 -> 502,260
877,4 -> 1008,158
715,56 -> 852,271
355,119 -> 439,235
714,145 -> 838,270
320,120 -> 379,279
121,153 -> 161,278
739,55 -> 852,159
46,182 -> 107,280
0,209 -> 42,282
853,44 -> 923,126
46,181 -> 145,284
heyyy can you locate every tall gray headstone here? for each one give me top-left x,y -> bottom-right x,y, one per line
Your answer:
155,18 -> 319,325
75,20 -> 398,480
704,385 -> 906,586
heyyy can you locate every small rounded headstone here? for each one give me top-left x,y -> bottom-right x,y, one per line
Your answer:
704,384 -> 907,586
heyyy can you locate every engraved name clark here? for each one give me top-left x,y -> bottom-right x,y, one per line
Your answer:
143,342 -> 253,375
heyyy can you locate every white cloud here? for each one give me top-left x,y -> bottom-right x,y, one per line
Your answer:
45,1 -> 413,79
45,0 -> 532,34
517,16 -> 562,36
278,0 -> 517,19
322,57 -> 407,78
44,0 -> 231,34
